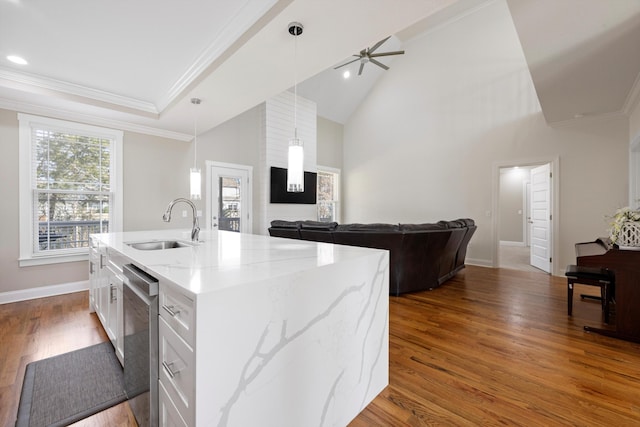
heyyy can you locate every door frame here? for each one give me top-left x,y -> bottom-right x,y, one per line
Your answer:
492,157 -> 560,275
205,160 -> 253,233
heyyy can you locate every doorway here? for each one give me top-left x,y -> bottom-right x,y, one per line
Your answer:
494,159 -> 558,274
206,161 -> 253,234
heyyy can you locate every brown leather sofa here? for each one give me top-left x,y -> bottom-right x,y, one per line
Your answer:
268,219 -> 476,296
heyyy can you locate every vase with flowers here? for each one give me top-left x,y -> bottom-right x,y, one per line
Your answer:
609,207 -> 640,249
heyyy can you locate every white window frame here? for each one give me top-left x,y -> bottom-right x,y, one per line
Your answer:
316,165 -> 341,223
18,114 -> 123,266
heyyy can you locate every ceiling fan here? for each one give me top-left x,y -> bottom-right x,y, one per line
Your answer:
334,36 -> 405,76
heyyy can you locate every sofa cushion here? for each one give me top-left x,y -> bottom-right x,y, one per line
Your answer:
399,223 -> 445,231
270,220 -> 301,229
438,220 -> 464,229
300,221 -> 338,230
454,218 -> 475,227
336,223 -> 399,232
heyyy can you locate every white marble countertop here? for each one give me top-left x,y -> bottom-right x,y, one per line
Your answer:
93,229 -> 387,296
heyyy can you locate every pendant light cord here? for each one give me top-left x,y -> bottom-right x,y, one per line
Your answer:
191,97 -> 201,168
293,29 -> 298,139
194,113 -> 197,168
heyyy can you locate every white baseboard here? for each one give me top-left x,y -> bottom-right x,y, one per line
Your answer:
500,241 -> 526,247
0,280 -> 89,305
466,258 -> 493,267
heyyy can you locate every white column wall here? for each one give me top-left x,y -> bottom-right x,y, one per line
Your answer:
259,91 -> 317,233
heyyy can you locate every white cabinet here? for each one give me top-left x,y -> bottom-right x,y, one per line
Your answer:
90,240 -> 108,322
159,380 -> 188,427
159,284 -> 195,347
158,283 -> 195,426
105,263 -> 124,364
89,238 -> 125,365
159,316 -> 194,426
88,238 -> 99,313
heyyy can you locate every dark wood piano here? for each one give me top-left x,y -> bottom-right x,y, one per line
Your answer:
576,237 -> 640,343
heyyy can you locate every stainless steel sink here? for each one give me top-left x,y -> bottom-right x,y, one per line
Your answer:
126,240 -> 195,250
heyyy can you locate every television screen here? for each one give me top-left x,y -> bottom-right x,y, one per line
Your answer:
270,166 -> 317,204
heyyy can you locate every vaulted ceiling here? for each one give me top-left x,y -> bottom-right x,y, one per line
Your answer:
1,0 -> 639,140
506,0 -> 640,124
0,0 -> 460,139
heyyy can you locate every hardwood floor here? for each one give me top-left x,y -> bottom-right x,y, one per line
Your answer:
352,266 -> 640,426
2,265 -> 640,426
0,292 -> 135,427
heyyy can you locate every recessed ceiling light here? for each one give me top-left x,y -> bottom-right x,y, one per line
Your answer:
7,55 -> 28,65
343,70 -> 350,79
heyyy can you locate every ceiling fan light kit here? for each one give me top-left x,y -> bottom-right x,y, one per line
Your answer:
334,36 -> 405,76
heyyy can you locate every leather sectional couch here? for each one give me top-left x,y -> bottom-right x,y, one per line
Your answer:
268,219 -> 476,296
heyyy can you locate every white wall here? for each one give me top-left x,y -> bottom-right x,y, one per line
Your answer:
629,100 -> 640,209
342,0 -> 629,272
194,104 -> 263,232
0,107 -> 191,295
317,116 -> 343,170
630,98 -> 640,141
499,168 -> 526,243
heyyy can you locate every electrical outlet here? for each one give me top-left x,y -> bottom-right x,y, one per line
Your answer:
182,210 -> 187,218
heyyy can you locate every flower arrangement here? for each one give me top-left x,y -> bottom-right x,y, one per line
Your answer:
609,207 -> 640,245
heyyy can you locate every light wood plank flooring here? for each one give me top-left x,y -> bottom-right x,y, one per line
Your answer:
2,266 -> 640,426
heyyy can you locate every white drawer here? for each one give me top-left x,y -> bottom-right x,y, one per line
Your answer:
159,283 -> 195,347
159,316 -> 194,426
159,380 -> 188,427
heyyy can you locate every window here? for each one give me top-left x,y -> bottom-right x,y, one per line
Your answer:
19,114 -> 123,266
317,166 -> 340,223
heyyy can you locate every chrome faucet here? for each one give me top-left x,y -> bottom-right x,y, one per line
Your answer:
163,198 -> 200,242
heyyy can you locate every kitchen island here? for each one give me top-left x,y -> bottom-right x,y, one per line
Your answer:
90,228 -> 389,427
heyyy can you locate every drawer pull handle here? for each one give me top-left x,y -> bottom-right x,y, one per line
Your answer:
162,304 -> 180,317
162,361 -> 180,378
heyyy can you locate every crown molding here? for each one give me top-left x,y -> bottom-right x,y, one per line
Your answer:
157,0 -> 285,111
0,98 -> 192,141
0,67 -> 159,115
547,109 -> 625,128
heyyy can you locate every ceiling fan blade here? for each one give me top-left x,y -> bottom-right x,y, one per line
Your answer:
358,62 -> 365,76
334,56 -> 361,69
368,36 -> 391,54
370,50 -> 405,58
370,58 -> 389,70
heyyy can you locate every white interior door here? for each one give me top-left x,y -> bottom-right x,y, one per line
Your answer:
208,162 -> 252,234
529,164 -> 551,273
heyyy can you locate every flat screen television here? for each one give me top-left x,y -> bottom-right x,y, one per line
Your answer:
270,166 -> 317,204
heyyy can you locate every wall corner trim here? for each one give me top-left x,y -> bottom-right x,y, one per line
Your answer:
0,280 -> 89,304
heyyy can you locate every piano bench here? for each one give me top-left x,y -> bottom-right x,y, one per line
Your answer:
565,265 -> 615,324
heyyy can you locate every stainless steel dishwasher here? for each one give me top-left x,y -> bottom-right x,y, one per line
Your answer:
123,264 -> 159,427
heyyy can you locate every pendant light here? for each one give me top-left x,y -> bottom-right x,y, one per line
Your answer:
190,97 -> 202,200
287,22 -> 304,193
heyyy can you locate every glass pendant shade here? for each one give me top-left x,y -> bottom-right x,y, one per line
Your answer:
190,167 -> 201,200
287,137 -> 304,192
